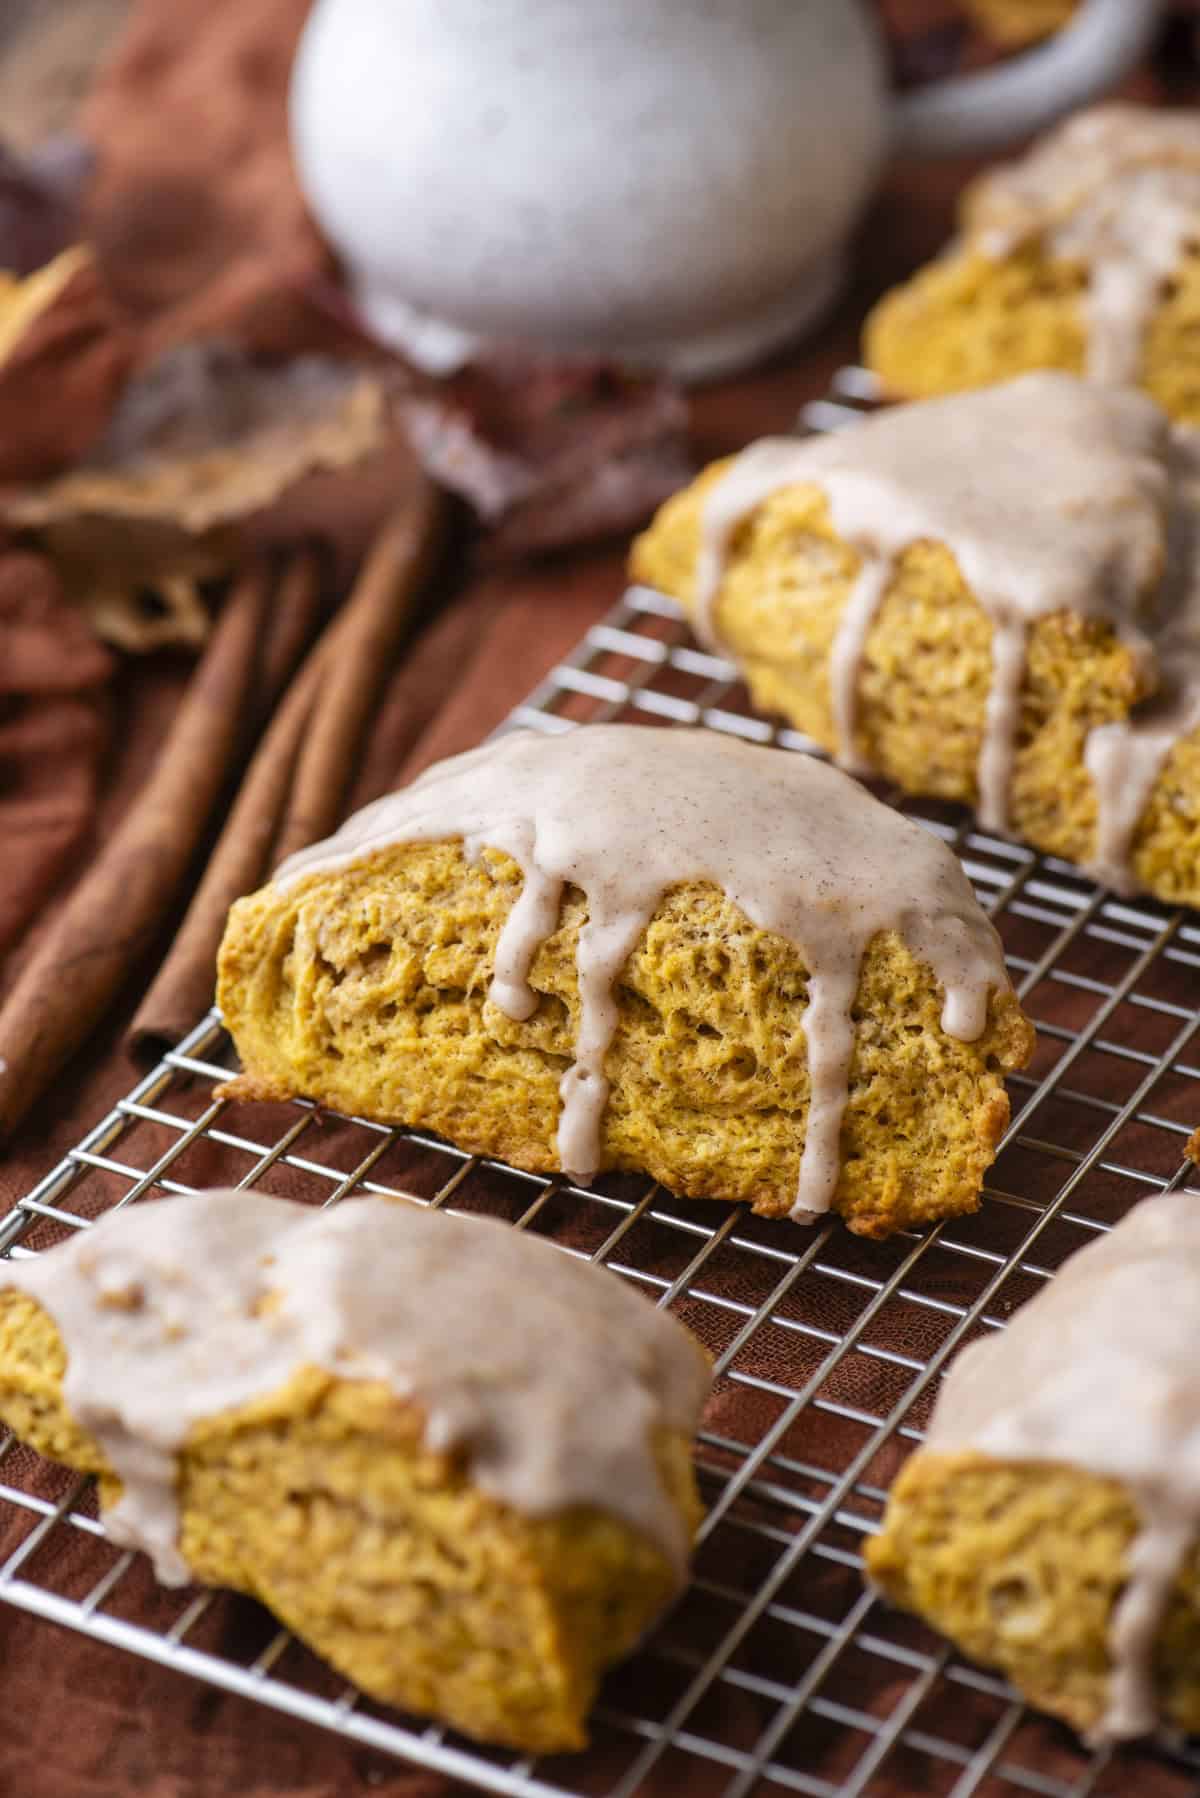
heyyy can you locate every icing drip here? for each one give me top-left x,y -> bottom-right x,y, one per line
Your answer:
1084,669 -> 1200,895
828,558 -> 892,779
274,725 -> 1011,1219
696,374 -> 1166,837
1085,436 -> 1200,892
921,1192 -> 1200,1743
3,1190 -> 712,1586
1105,1506 -> 1196,1742
977,612 -> 1029,839
968,104 -> 1200,386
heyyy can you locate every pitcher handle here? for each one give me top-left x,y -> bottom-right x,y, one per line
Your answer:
892,0 -> 1165,158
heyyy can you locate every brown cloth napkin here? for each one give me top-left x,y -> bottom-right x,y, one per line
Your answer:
0,5 -> 1193,1797
81,0 -> 333,361
0,548 -> 112,962
0,556 -> 619,1798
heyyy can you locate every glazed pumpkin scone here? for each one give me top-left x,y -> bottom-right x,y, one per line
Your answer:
0,1189 -> 710,1753
218,725 -> 1033,1239
867,1192 -> 1200,1744
864,105 -> 1200,422
632,373 -> 1200,903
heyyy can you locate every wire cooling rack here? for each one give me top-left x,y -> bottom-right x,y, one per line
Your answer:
4,368 -> 1200,1798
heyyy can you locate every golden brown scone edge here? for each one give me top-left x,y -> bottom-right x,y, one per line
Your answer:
217,843 -> 1033,1241
867,1447 -> 1200,1737
631,475 -> 1200,903
0,1288 -> 699,1754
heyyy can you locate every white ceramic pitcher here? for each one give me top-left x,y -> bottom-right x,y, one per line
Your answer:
290,0 -> 1162,381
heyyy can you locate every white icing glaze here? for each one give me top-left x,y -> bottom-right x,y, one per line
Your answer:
3,1190 -> 712,1587
921,1191 -> 1200,1743
968,104 -> 1200,385
696,374 -> 1166,835
1084,436 -> 1200,892
274,725 -> 1011,1219
1084,664 -> 1200,895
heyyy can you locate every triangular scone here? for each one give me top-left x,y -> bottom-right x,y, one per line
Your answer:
218,726 -> 1033,1240
633,374 -> 1200,906
0,1191 -> 709,1754
868,1193 -> 1200,1745
864,105 -> 1200,425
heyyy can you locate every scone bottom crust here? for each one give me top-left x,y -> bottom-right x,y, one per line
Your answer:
868,1192 -> 1200,1746
219,724 -> 1028,1234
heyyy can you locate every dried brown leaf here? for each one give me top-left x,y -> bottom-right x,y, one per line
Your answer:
0,243 -> 134,481
397,354 -> 693,560
6,340 -> 393,649
11,340 -> 388,531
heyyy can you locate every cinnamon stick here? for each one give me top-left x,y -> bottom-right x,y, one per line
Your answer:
128,477 -> 444,1054
127,552 -> 325,1054
0,566 -> 270,1137
272,473 -> 446,864
254,546 -> 329,710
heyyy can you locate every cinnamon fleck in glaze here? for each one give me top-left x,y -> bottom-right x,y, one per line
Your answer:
3,1191 -> 711,1587
275,725 -> 1012,1219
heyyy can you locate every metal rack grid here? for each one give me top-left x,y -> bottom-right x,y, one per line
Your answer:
3,369 -> 1200,1798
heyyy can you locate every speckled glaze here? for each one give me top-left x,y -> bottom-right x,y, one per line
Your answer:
272,725 -> 1011,1220
288,0 -> 1155,380
922,1192 -> 1200,1743
694,375 -> 1168,841
4,1191 -> 712,1587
